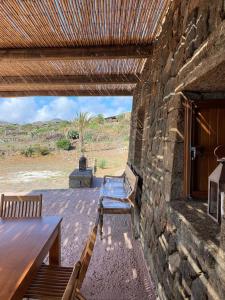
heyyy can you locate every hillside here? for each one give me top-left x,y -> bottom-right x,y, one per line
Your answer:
0,113 -> 130,192
0,113 -> 130,157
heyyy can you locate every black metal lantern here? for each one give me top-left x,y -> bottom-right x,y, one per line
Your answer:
79,155 -> 87,171
208,146 -> 225,223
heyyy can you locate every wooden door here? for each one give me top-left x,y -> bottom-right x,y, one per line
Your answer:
191,101 -> 225,198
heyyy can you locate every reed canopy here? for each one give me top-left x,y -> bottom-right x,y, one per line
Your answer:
0,0 -> 170,97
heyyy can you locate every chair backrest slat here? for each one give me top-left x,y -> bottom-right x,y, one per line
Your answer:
124,165 -> 138,203
62,215 -> 99,300
0,194 -> 42,218
62,262 -> 81,300
125,165 -> 137,191
77,223 -> 98,289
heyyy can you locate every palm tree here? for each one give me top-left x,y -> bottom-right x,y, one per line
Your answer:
75,112 -> 93,155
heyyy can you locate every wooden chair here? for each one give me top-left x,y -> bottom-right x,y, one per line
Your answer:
98,164 -> 138,239
0,194 -> 42,218
24,215 -> 99,300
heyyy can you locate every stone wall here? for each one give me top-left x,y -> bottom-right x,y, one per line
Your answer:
128,0 -> 225,299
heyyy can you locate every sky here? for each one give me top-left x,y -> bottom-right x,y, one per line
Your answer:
0,96 -> 132,124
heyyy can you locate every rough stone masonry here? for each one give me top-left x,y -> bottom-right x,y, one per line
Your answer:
128,0 -> 225,299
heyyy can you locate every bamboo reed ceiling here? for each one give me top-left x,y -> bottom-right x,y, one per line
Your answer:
0,59 -> 146,76
0,0 -> 170,96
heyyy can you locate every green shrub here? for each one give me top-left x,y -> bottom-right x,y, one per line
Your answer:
89,121 -> 100,130
84,132 -> 93,142
67,129 -> 79,140
39,147 -> 50,156
95,114 -> 105,124
30,144 -> 51,156
56,138 -> 72,151
21,146 -> 35,157
35,146 -> 50,156
98,159 -> 107,169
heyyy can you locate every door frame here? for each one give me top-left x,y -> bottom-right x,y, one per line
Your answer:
183,98 -> 225,199
183,98 -> 193,198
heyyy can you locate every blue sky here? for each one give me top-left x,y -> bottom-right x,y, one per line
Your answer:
0,96 -> 132,124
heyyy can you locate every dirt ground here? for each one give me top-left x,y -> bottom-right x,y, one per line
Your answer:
0,148 -> 128,193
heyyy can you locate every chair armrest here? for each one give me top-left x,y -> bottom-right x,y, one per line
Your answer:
103,174 -> 124,183
99,196 -> 134,207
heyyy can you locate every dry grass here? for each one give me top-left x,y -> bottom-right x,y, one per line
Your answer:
0,148 -> 128,193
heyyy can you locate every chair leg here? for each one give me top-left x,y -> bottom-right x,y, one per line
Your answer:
99,199 -> 104,240
76,290 -> 86,300
99,212 -> 103,240
130,207 -> 137,240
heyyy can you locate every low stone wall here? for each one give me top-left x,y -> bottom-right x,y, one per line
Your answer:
144,200 -> 224,300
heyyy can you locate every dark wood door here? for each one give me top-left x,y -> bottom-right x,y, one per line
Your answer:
191,101 -> 225,198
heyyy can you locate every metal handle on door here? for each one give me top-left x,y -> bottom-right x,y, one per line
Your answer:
191,147 -> 196,160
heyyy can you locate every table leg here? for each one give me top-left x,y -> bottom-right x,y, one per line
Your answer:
49,225 -> 61,266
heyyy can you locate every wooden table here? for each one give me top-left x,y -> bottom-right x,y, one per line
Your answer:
0,216 -> 62,300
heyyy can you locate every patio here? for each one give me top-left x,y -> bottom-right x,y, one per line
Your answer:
2,0 -> 225,298
24,188 -> 155,300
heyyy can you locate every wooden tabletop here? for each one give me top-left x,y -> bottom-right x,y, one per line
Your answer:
0,216 -> 62,300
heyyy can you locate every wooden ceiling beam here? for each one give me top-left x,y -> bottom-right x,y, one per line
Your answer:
0,89 -> 133,97
0,74 -> 139,86
0,45 -> 152,62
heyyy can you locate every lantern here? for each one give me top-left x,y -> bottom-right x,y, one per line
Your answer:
208,146 -> 225,223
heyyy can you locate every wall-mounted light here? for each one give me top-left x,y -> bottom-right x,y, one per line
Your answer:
208,146 -> 225,223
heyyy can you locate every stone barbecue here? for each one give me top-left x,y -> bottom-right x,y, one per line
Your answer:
69,168 -> 93,188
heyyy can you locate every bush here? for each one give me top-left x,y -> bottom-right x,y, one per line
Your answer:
35,145 -> 50,156
45,133 -> 64,141
95,114 -> 105,124
56,138 -> 72,151
98,159 -> 107,169
67,129 -> 79,140
21,145 -> 50,157
21,146 -> 35,157
89,121 -> 100,130
39,147 -> 50,156
84,132 -> 93,143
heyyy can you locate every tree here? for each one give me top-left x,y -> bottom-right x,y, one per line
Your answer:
95,114 -> 105,124
74,112 -> 93,155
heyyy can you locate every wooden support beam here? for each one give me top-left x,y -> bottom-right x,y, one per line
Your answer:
0,89 -> 133,97
0,45 -> 152,62
0,74 -> 139,86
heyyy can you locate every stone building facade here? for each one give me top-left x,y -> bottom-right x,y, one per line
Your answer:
128,0 -> 225,299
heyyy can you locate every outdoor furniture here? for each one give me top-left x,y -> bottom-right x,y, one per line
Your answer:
98,164 -> 138,239
69,168 -> 93,188
0,194 -> 42,218
24,215 -> 99,300
0,216 -> 62,299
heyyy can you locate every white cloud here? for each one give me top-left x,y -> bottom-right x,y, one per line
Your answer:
0,96 -> 132,124
0,97 -> 38,124
34,97 -> 79,122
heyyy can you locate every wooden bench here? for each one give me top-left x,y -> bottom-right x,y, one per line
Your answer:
98,164 -> 138,239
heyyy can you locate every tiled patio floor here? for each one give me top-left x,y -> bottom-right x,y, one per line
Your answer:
28,188 -> 155,300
